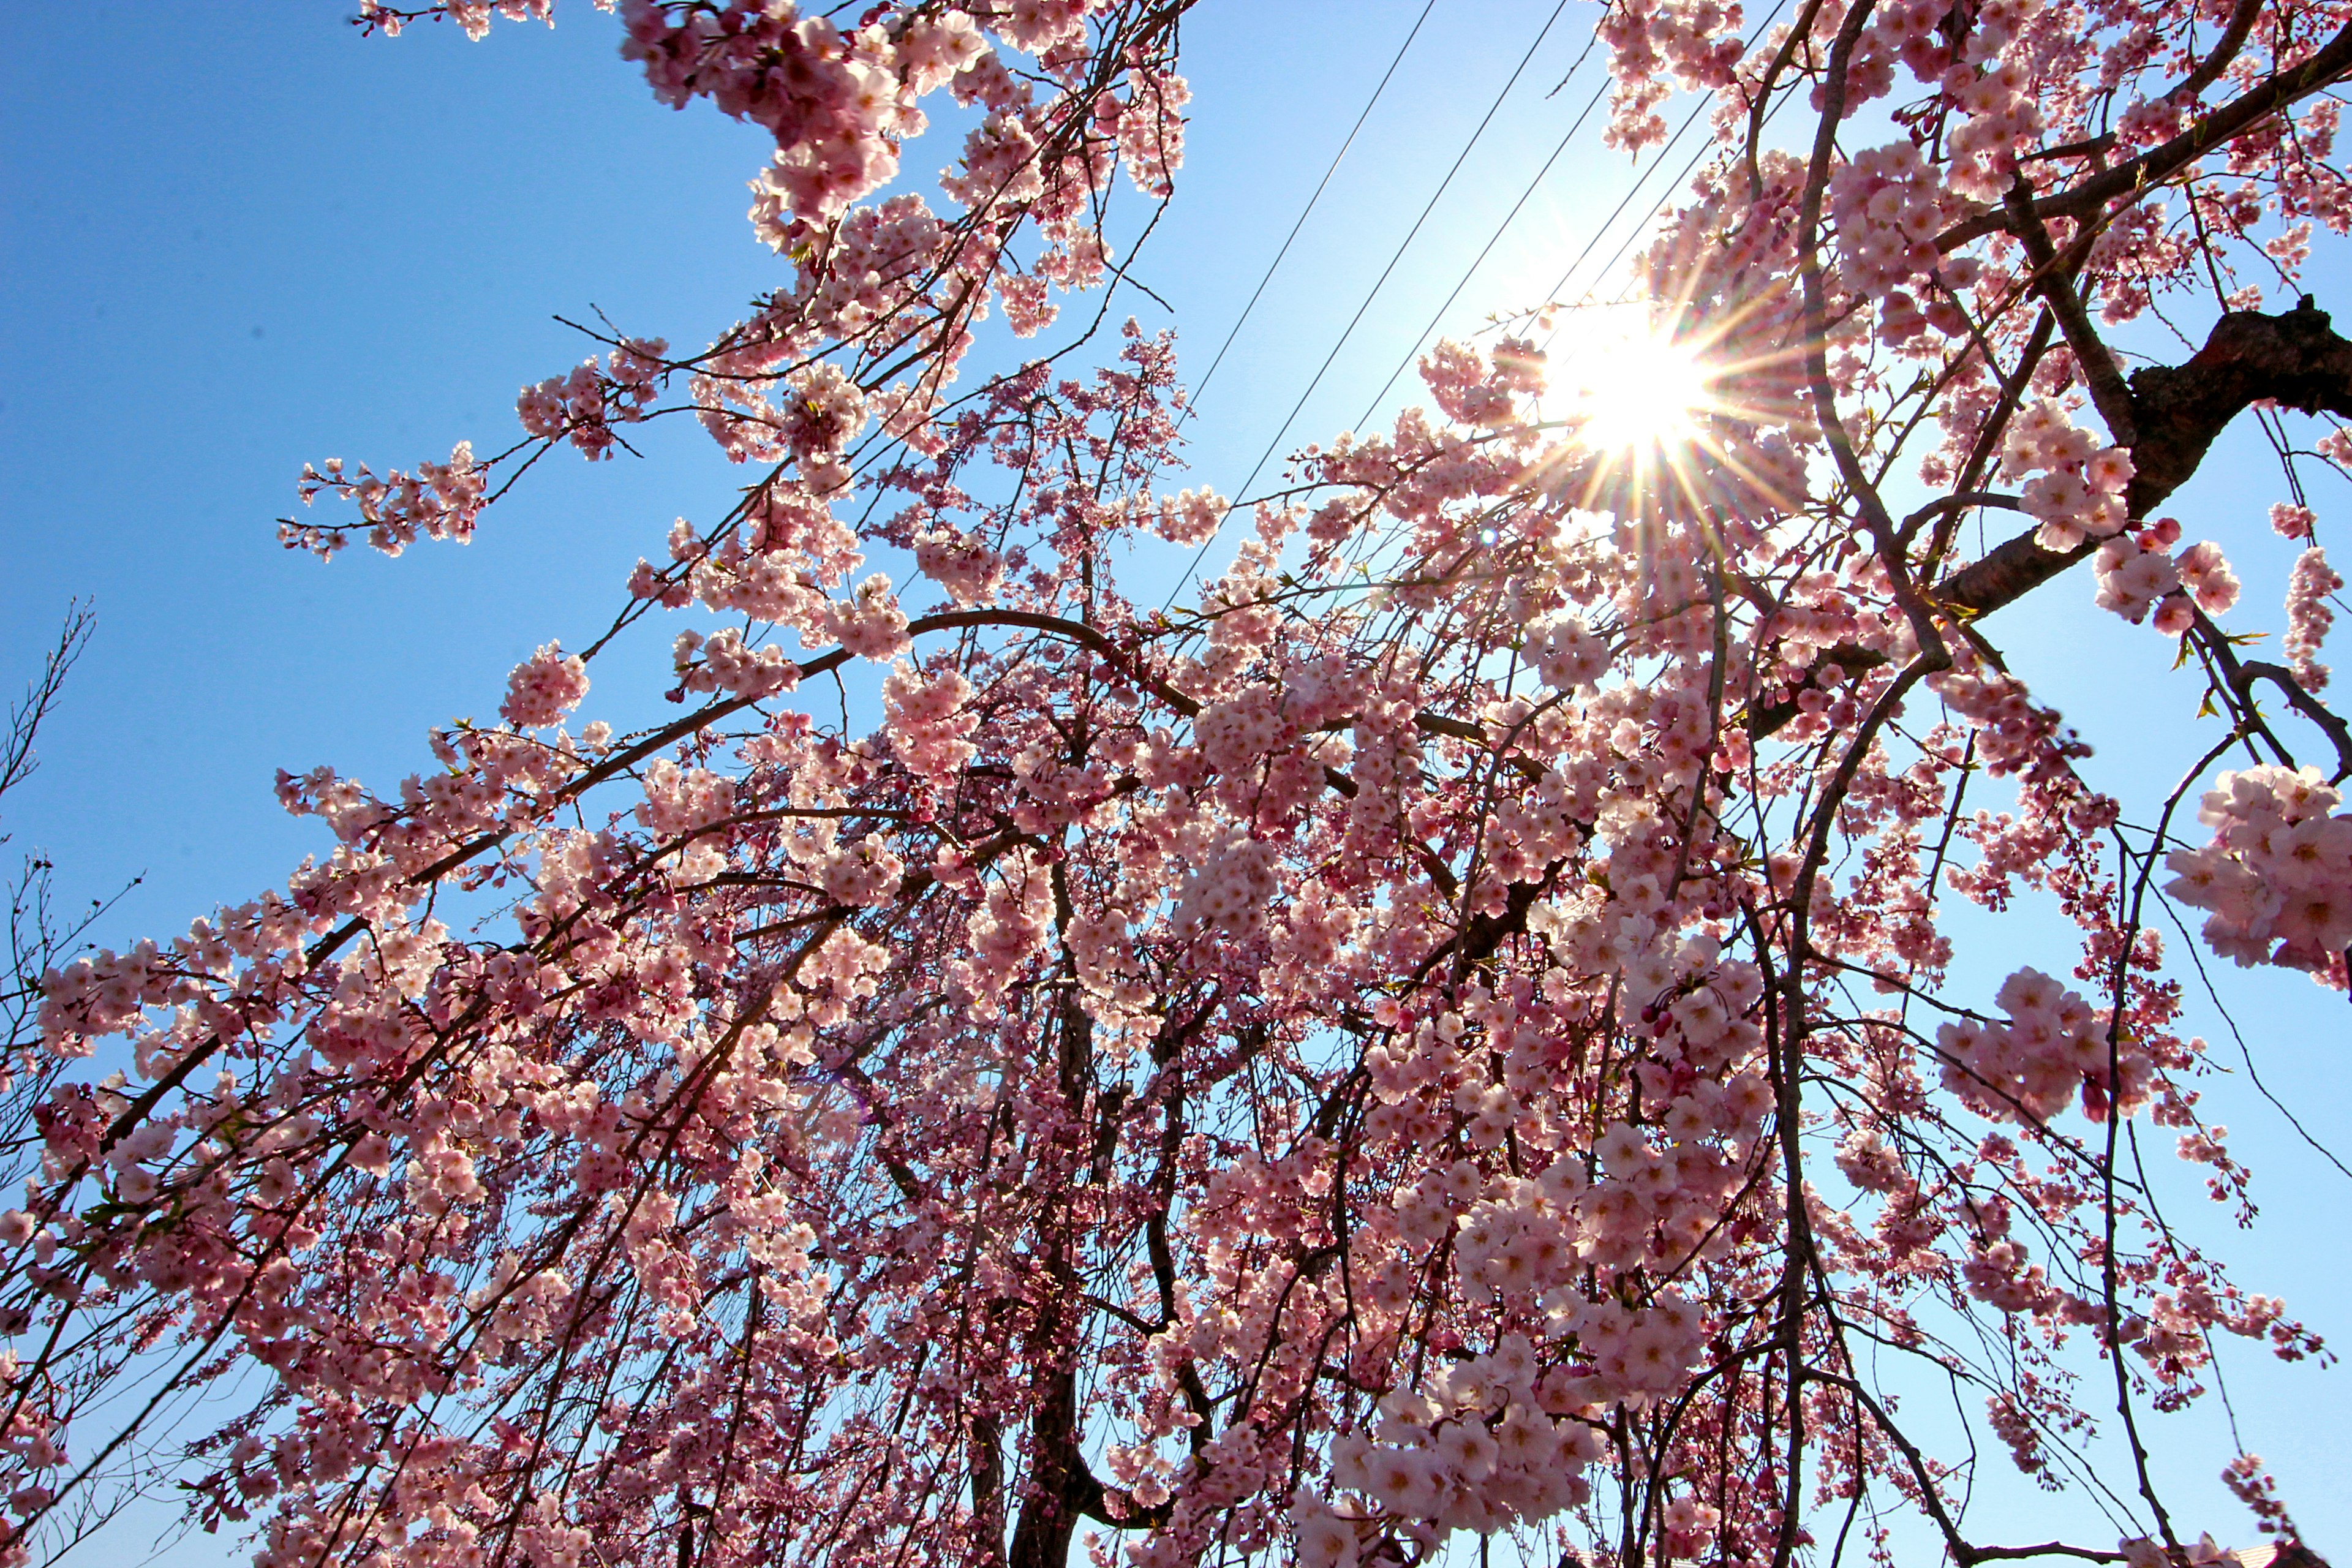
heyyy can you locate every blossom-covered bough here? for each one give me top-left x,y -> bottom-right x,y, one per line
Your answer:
9,1 -> 2352,1566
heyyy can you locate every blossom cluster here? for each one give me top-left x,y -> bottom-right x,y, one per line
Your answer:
498,642 -> 589,728
284,445 -> 486,558
1321,1339 -> 1599,1544
19,0 -> 2352,1563
2002,399 -> 2133,551
1935,966 -> 2146,1123
2285,546 -> 2342,690
515,336 -> 667,458
2166,766 -> 2352,974
2092,518 -> 2241,631
621,2 -> 921,221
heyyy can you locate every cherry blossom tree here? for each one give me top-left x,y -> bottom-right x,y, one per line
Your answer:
10,2 -> 2352,1567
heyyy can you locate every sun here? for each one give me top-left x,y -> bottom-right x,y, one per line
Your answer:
1566,315 -> 1713,453
1534,296 -> 1801,518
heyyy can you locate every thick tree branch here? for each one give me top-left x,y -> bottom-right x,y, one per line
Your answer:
1937,18 -> 2352,251
2177,0 -> 2266,100
2005,181 -> 2138,446
1940,298 -> 2352,616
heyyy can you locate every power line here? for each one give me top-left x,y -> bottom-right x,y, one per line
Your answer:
1533,102 -> 1717,353
1321,33 -> 1611,593
1352,66 -> 1610,431
1333,1 -> 1796,603
1164,0 -> 1796,617
1545,115 -> 1706,311
1178,0 -> 1439,426
1164,0 -> 1575,609
1537,0 -> 1794,356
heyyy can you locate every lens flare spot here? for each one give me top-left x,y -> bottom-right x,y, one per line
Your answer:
1568,319 -> 1712,453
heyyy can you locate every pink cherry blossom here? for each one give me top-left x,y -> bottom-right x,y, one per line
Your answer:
12,2 -> 2352,1567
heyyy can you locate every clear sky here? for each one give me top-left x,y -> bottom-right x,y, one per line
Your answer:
2,3 -> 2347,1564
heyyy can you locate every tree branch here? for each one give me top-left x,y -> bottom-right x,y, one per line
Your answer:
2176,0 -> 2265,100
2005,180 -> 2137,445
1,603 -> 93,806
1941,298 -> 2352,616
1937,18 -> 2352,251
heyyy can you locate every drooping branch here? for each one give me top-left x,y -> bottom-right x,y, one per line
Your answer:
2191,600 -> 2352,780
1940,298 -> 2352,616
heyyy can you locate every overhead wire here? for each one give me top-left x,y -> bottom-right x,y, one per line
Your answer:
1350,45 -> 1611,431
1538,104 -> 1717,328
1174,0 -> 1441,428
1328,0 -> 1794,600
1163,0 -> 1576,610
1318,36 -> 1613,594
1532,110 -> 1720,363
1537,0 -> 1794,359
1164,0 -> 1800,620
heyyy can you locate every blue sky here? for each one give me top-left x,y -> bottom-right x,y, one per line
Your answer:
2,2 -> 2347,1562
